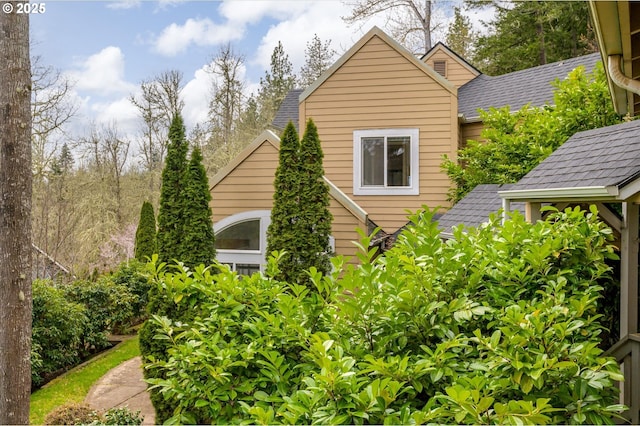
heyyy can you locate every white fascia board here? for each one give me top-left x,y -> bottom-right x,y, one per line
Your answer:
498,186 -> 619,202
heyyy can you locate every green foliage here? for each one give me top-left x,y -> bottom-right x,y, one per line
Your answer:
31,274 -> 146,389
64,277 -> 136,346
267,119 -> 333,285
443,62 -> 624,203
157,114 -> 189,264
444,7 -> 476,60
134,201 -> 156,261
143,206 -> 624,424
98,407 -> 144,425
181,147 -> 216,268
297,119 -> 333,280
111,259 -> 152,323
267,122 -> 302,281
472,1 -> 595,75
32,280 -> 88,387
258,41 -> 297,123
42,403 -> 143,426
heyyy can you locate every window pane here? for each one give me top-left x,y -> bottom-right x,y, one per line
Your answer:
361,137 -> 384,186
215,220 -> 260,250
387,136 -> 411,187
236,264 -> 260,276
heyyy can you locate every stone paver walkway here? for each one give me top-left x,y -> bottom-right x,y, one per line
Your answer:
84,356 -> 156,425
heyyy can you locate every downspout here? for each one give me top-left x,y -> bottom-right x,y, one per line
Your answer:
501,198 -> 510,225
609,54 -> 640,96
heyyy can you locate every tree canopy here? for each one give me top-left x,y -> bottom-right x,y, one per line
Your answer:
471,1 -> 596,75
134,201 -> 156,261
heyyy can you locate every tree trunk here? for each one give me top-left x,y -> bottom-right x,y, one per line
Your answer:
0,7 -> 33,424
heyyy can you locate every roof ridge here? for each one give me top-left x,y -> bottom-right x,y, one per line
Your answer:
482,52 -> 601,80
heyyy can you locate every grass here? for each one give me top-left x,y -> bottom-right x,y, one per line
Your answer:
30,335 -> 140,425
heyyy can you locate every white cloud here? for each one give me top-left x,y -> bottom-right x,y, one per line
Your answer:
91,97 -> 140,135
218,0 -> 310,26
67,46 -> 136,96
182,67 -> 213,129
153,18 -> 244,57
252,2 -> 381,79
106,0 -> 141,10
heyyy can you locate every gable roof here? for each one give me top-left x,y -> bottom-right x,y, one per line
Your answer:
459,53 -> 601,122
271,88 -> 303,132
209,130 -> 368,223
300,26 -> 456,103
421,41 -> 481,77
499,118 -> 640,202
437,184 -> 524,237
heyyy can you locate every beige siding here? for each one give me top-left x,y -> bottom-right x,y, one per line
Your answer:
302,34 -> 456,231
210,139 -> 366,260
329,198 -> 367,260
460,122 -> 485,150
211,141 -> 279,222
426,48 -> 477,88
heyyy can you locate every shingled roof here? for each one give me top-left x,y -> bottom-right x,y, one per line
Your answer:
437,184 -> 524,236
458,53 -> 601,122
271,88 -> 303,132
501,119 -> 640,197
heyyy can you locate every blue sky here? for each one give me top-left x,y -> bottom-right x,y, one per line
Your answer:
29,0 -> 492,138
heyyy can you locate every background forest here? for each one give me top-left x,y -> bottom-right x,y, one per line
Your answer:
31,0 -> 597,276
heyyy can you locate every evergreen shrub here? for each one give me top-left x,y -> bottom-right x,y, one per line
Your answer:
143,206 -> 624,424
134,201 -> 156,262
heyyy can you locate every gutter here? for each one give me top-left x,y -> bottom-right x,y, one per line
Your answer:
498,186 -> 619,202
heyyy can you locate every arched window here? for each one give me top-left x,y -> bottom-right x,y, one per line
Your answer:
214,210 -> 271,275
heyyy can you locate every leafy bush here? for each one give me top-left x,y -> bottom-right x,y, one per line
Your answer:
99,407 -> 144,425
43,404 -> 143,426
32,280 -> 88,387
43,403 -> 100,425
63,277 -> 136,351
143,206 -> 624,424
111,259 -> 152,325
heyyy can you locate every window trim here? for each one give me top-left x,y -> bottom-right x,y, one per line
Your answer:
214,210 -> 271,272
353,128 -> 420,195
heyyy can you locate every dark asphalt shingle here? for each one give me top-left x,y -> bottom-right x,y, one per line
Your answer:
459,53 -> 601,121
509,119 -> 640,191
437,184 -> 525,234
271,88 -> 303,132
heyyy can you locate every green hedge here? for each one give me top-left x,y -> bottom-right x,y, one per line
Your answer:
32,261 -> 150,388
142,206 -> 624,425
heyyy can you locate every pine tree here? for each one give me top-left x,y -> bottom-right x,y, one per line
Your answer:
444,7 -> 477,60
181,147 -> 216,268
266,121 -> 302,282
258,41 -> 297,124
156,113 -> 189,264
134,201 -> 156,261
296,119 -> 333,280
299,34 -> 337,88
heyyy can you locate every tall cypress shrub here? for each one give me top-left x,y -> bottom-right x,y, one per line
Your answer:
266,121 -> 302,282
134,201 -> 156,261
297,118 -> 333,280
141,113 -> 189,423
156,114 -> 188,264
181,147 -> 216,268
267,119 -> 333,285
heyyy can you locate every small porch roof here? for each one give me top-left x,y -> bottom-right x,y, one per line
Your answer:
437,184 -> 524,238
499,119 -> 640,203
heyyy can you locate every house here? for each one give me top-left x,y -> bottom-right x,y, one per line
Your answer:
209,26 -> 599,273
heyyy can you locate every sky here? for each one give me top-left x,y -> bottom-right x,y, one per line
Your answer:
29,0 -> 494,140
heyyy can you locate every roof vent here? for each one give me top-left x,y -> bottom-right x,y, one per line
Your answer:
433,60 -> 447,77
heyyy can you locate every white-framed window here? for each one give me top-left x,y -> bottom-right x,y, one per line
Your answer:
353,128 -> 419,195
214,210 -> 271,275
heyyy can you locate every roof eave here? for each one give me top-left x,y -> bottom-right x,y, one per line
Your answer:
498,186 -> 620,202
